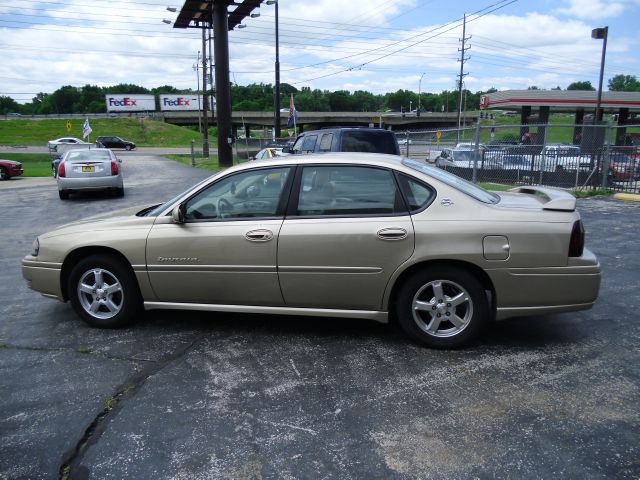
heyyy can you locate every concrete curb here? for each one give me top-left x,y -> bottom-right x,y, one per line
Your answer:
613,192 -> 640,202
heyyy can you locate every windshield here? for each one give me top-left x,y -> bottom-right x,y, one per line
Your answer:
402,159 -> 500,204
143,174 -> 219,216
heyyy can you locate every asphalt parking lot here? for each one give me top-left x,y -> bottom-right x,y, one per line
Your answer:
1,155 -> 639,479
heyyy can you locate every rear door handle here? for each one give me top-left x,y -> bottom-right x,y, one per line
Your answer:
377,227 -> 408,240
245,229 -> 274,242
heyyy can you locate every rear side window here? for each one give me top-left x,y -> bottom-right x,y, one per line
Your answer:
296,166 -> 406,217
341,131 -> 399,154
397,174 -> 435,212
318,133 -> 334,152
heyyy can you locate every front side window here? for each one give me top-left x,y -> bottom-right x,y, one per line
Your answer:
184,167 -> 291,221
295,166 -> 405,217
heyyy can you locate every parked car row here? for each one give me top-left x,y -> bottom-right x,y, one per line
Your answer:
48,136 -> 135,152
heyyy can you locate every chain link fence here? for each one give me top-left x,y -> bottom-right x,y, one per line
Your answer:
397,122 -> 640,193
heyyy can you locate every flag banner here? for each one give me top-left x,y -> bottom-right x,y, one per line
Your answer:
82,118 -> 92,139
287,94 -> 298,129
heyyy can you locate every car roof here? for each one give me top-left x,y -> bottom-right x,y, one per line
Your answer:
234,152 -> 405,171
63,148 -> 114,158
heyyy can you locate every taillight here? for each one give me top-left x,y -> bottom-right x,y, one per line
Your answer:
111,160 -> 118,176
569,220 -> 585,257
58,162 -> 65,177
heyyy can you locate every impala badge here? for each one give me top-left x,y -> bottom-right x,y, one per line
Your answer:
157,257 -> 200,263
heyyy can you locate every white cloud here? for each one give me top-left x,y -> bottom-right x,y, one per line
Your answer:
553,0 -> 626,20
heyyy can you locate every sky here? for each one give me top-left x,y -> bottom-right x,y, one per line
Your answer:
0,0 -> 639,104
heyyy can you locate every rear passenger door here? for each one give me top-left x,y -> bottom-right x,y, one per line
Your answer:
277,165 -> 415,311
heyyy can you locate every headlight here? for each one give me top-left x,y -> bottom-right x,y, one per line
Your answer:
31,238 -> 40,257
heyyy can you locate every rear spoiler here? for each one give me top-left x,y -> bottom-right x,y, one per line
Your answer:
509,186 -> 576,211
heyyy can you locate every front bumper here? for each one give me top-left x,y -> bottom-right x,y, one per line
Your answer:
22,257 -> 64,301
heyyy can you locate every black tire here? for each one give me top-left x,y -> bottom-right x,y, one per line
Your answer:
395,266 -> 489,349
0,167 -> 9,181
125,145 -> 132,151
67,254 -> 141,328
52,164 -> 57,178
115,187 -> 124,197
59,190 -> 69,200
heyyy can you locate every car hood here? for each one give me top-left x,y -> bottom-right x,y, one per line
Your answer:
46,204 -> 158,235
0,159 -> 21,167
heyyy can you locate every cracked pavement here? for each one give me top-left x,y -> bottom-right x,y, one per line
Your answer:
1,154 -> 639,479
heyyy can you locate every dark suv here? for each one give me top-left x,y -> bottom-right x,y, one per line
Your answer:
288,128 -> 400,156
96,136 -> 136,150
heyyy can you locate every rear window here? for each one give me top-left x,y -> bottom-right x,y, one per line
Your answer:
341,131 -> 399,154
402,159 -> 499,204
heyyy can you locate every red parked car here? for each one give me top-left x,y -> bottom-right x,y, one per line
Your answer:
0,159 -> 24,180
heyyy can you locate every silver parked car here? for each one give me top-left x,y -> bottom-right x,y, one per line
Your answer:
23,153 -> 600,348
56,148 -> 124,199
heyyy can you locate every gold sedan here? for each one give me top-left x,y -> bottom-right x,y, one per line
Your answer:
22,153 -> 600,348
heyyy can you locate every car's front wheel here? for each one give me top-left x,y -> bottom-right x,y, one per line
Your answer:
395,266 -> 489,349
67,254 -> 141,328
0,167 -> 9,181
125,145 -> 132,151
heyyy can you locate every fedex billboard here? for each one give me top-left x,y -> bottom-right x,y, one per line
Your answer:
160,94 -> 215,111
105,94 -> 155,112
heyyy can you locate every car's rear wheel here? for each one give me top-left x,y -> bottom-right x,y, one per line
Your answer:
67,254 -> 141,328
58,190 -> 69,200
0,167 -> 9,181
395,266 -> 488,349
115,188 -> 124,197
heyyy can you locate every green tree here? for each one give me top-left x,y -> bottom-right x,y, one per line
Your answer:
50,85 -> 81,114
0,95 -> 20,114
567,81 -> 595,90
608,74 -> 640,91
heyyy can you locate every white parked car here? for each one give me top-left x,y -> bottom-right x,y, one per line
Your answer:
47,137 -> 90,152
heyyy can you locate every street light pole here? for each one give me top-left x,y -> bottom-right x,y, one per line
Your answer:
592,26 -> 608,122
418,72 -> 425,112
267,0 -> 280,139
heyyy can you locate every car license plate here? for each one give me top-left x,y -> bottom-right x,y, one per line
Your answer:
82,166 -> 95,173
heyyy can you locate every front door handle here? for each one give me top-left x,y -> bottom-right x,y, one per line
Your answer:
377,227 -> 408,240
245,229 -> 274,242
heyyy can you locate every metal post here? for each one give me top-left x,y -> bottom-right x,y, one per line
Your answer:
601,124 -> 612,188
273,0 -> 281,139
213,1 -> 233,168
472,120 -> 481,183
190,139 -> 195,166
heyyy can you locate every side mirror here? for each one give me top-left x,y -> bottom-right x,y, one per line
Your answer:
171,205 -> 185,224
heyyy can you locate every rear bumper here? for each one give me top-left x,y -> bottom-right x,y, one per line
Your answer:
57,175 -> 123,191
488,248 -> 601,320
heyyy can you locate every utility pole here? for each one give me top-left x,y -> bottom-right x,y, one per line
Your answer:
456,13 -> 470,142
201,26 -> 209,158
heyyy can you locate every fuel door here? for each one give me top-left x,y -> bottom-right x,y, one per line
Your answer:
483,235 -> 510,261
